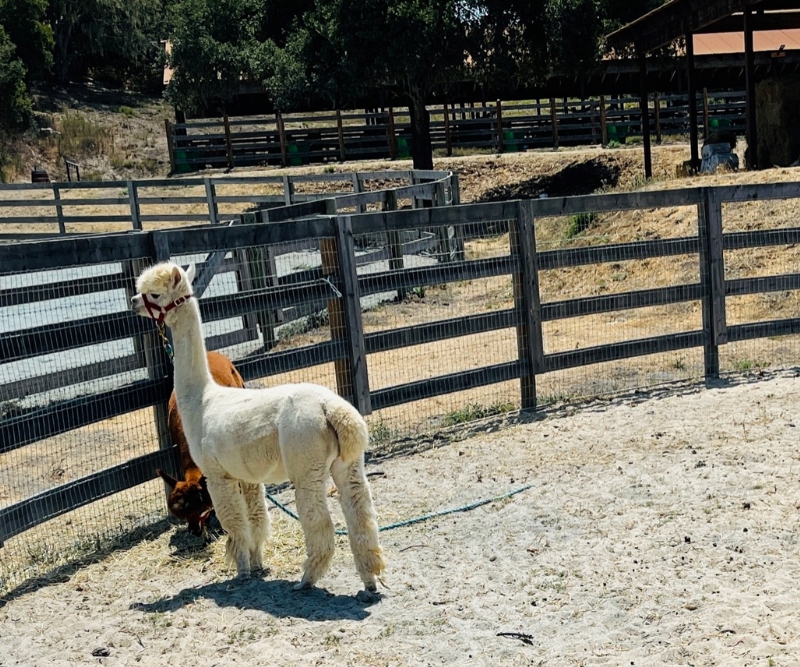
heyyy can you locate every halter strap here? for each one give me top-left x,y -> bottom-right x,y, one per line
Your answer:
142,293 -> 191,324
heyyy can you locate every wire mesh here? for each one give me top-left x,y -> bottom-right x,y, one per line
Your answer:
536,202 -> 707,400
719,199 -> 800,376
361,219 -> 521,440
0,255 -> 167,595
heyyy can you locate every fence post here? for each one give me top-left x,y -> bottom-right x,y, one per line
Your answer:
123,233 -> 173,500
204,178 -> 218,225
276,111 -> 288,167
450,171 -> 461,205
600,95 -> 608,146
351,172 -> 364,214
511,200 -> 544,410
321,216 -> 371,414
282,175 -> 294,205
337,109 -> 347,162
387,107 -> 397,160
702,88 -> 710,139
52,184 -> 66,234
236,237 -> 281,351
384,189 -> 406,301
654,92 -> 662,144
550,98 -> 559,149
698,187 -> 727,379
223,114 -> 234,170
443,102 -> 452,157
496,99 -> 504,153
127,181 -> 141,230
165,119 -> 176,174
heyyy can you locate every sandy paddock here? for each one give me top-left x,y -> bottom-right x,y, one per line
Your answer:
2,371 -> 800,666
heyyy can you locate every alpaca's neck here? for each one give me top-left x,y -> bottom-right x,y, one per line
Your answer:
169,298 -> 212,397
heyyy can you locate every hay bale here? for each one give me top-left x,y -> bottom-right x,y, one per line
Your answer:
756,77 -> 800,167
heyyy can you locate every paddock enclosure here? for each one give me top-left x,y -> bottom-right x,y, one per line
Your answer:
166,91 -> 746,171
2,170 -> 800,616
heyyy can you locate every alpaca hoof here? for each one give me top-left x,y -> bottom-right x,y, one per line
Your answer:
234,570 -> 252,580
355,588 -> 381,603
293,580 -> 312,591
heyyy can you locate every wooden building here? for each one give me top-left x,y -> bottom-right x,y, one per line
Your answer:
607,0 -> 800,175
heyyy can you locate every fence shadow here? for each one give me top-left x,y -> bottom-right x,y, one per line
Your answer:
130,578 -> 379,621
0,517 -> 176,609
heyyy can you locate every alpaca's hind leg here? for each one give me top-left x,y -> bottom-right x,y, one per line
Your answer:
330,457 -> 385,592
241,482 -> 269,572
293,481 -> 335,590
206,475 -> 252,577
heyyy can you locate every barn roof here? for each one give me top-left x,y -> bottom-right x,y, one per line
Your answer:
607,0 -> 800,54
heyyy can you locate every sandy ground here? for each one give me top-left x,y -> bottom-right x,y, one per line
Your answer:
2,370 -> 800,666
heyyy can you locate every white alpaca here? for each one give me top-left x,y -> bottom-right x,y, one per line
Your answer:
131,262 -> 385,592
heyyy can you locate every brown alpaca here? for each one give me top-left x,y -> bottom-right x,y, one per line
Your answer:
156,351 -> 245,537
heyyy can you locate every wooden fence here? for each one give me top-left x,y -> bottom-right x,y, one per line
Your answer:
167,90 -> 746,171
0,169 -> 458,240
2,177 -> 799,551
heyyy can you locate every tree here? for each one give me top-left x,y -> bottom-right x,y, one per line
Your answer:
165,0 -> 314,114
545,0 -> 602,77
0,24 -> 31,132
0,0 -> 53,81
48,0 -> 163,85
265,0 -> 550,170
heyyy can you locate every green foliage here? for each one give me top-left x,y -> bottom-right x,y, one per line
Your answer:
0,25 -> 31,132
546,0 -> 602,76
442,401 -> 516,426
165,0 -> 273,113
0,0 -> 53,81
49,0 -> 167,87
566,212 -> 597,238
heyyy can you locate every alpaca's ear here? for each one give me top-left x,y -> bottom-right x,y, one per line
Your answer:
171,266 -> 182,290
156,468 -> 179,489
185,263 -> 196,285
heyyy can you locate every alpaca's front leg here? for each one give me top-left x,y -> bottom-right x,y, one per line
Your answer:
241,482 -> 269,572
206,475 -> 252,577
293,482 -> 335,589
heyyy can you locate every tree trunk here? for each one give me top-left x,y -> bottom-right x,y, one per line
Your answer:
408,94 -> 434,170
53,18 -> 74,85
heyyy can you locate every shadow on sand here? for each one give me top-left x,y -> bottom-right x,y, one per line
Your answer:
130,577 -> 379,621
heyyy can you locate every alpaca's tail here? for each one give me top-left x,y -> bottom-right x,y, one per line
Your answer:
323,396 -> 369,464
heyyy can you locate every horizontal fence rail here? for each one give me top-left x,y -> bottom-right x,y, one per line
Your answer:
165,90 -> 746,172
2,177 -> 800,581
0,169 -> 458,241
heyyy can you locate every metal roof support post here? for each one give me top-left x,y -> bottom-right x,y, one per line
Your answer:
744,4 -> 759,170
638,48 -> 653,180
685,18 -> 700,172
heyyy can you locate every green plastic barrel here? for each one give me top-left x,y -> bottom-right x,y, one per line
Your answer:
397,136 -> 410,159
288,144 -> 303,166
503,130 -> 518,153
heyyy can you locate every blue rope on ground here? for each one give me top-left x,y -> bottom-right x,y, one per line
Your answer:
265,483 -> 535,536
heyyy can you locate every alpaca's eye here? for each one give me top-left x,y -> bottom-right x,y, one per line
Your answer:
150,293 -> 160,299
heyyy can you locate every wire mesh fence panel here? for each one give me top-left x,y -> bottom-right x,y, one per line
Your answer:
360,219 -> 521,438
537,349 -> 706,406
720,199 -> 800,376
0,254 -> 170,596
535,200 -> 707,403
533,203 -> 700,253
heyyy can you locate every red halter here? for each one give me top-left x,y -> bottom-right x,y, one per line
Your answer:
142,293 -> 191,324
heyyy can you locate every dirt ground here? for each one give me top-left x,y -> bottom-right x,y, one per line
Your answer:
3,370 -> 800,666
